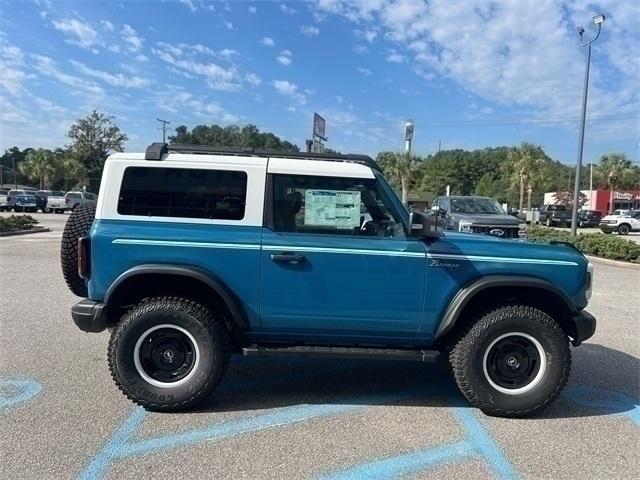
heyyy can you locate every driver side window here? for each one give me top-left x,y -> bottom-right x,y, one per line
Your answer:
271,174 -> 405,239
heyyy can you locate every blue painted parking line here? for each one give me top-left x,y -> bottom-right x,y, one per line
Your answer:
0,377 -> 42,412
566,385 -> 640,425
321,404 -> 517,480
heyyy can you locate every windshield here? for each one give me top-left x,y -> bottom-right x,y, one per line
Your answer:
450,197 -> 505,214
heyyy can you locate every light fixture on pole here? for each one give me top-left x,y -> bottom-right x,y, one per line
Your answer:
404,119 -> 414,155
571,14 -> 605,235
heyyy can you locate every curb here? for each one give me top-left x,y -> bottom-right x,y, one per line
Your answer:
0,227 -> 51,237
585,254 -> 640,270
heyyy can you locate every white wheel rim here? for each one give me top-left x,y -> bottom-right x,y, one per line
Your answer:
133,324 -> 200,389
482,332 -> 547,395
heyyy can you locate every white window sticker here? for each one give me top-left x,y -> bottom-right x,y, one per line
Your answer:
304,190 -> 361,229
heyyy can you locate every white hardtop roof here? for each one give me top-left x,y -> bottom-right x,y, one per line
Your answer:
107,152 -> 375,178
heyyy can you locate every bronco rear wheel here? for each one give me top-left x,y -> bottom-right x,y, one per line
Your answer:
108,297 -> 230,411
60,202 -> 95,297
449,305 -> 571,417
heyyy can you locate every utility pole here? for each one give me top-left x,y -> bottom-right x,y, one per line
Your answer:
589,161 -> 593,209
157,118 -> 170,143
438,140 -> 442,153
12,156 -> 17,189
571,14 -> 605,235
403,119 -> 415,206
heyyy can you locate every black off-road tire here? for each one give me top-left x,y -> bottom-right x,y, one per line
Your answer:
60,202 -> 96,297
108,297 -> 230,411
449,305 -> 571,418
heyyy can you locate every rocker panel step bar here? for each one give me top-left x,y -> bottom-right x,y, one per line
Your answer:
242,345 -> 442,362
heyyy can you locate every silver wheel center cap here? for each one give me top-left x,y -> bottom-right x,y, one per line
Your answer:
163,350 -> 174,362
507,356 -> 519,368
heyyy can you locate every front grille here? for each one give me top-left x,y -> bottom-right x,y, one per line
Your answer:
471,225 -> 521,238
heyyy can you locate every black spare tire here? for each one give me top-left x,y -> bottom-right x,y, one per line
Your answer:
61,202 -> 96,297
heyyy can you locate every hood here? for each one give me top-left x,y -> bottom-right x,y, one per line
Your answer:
451,213 -> 522,226
601,214 -> 620,221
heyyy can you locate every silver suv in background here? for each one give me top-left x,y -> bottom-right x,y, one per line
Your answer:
65,191 -> 97,210
432,195 -> 526,239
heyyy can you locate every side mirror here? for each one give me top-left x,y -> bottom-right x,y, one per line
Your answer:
409,210 -> 442,239
431,205 -> 447,218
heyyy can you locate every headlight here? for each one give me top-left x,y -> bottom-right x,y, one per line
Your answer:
459,221 -> 473,232
585,262 -> 594,301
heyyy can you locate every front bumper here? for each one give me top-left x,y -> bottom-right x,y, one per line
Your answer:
71,299 -> 109,333
599,223 -> 617,232
571,310 -> 596,346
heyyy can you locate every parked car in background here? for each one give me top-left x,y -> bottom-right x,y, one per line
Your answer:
35,190 -> 67,213
432,195 -> 526,239
65,191 -> 98,210
577,210 -> 602,228
539,204 -> 572,227
9,192 -> 38,212
0,189 -> 8,211
6,190 -> 37,212
599,211 -> 640,235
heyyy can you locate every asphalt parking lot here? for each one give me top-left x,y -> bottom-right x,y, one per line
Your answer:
1,213 -> 639,480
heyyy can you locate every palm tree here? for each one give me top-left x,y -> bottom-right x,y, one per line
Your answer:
376,151 -> 418,204
506,142 -> 546,211
19,149 -> 55,189
55,155 -> 87,191
598,153 -> 634,213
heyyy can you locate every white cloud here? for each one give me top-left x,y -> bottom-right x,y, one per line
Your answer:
157,85 -> 240,123
245,73 -> 262,86
272,79 -> 306,105
280,4 -> 298,15
385,49 -> 405,63
0,38 -> 29,95
355,29 -> 377,42
277,49 -> 293,66
122,24 -> 144,52
316,0 -> 639,139
70,60 -> 150,88
224,21 -> 233,30
357,67 -> 372,75
32,54 -> 103,95
299,25 -> 320,37
248,5 -> 257,14
135,54 -> 149,62
353,44 -> 368,54
100,20 -> 114,32
261,37 -> 275,47
152,42 -> 240,91
218,48 -> 238,60
52,18 -> 100,51
178,0 -> 197,12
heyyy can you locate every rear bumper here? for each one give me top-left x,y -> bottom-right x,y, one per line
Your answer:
71,299 -> 108,333
571,310 -> 596,346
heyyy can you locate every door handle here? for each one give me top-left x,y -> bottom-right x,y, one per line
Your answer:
270,253 -> 306,264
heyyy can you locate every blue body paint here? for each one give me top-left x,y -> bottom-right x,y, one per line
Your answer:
322,406 -> 517,480
0,377 -> 42,412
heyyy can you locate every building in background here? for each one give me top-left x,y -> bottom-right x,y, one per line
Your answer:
543,188 -> 640,213
406,191 -> 435,211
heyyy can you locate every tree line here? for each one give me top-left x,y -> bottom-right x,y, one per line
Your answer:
2,115 -> 638,210
377,144 -> 639,209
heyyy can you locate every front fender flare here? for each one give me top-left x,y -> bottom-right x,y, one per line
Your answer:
434,275 -> 577,340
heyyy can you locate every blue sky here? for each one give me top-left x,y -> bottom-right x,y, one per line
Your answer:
1,0 -> 638,164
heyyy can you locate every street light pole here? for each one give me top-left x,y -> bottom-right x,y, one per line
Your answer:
571,14 -> 604,235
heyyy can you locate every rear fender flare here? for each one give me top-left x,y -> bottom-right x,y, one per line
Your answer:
104,264 -> 249,331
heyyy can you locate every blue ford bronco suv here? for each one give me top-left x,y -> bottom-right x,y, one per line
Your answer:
62,143 -> 595,417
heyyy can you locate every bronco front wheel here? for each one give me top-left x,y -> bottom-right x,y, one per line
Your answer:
449,305 -> 571,417
108,297 -> 230,411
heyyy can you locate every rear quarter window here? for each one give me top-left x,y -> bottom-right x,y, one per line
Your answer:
117,166 -> 248,220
